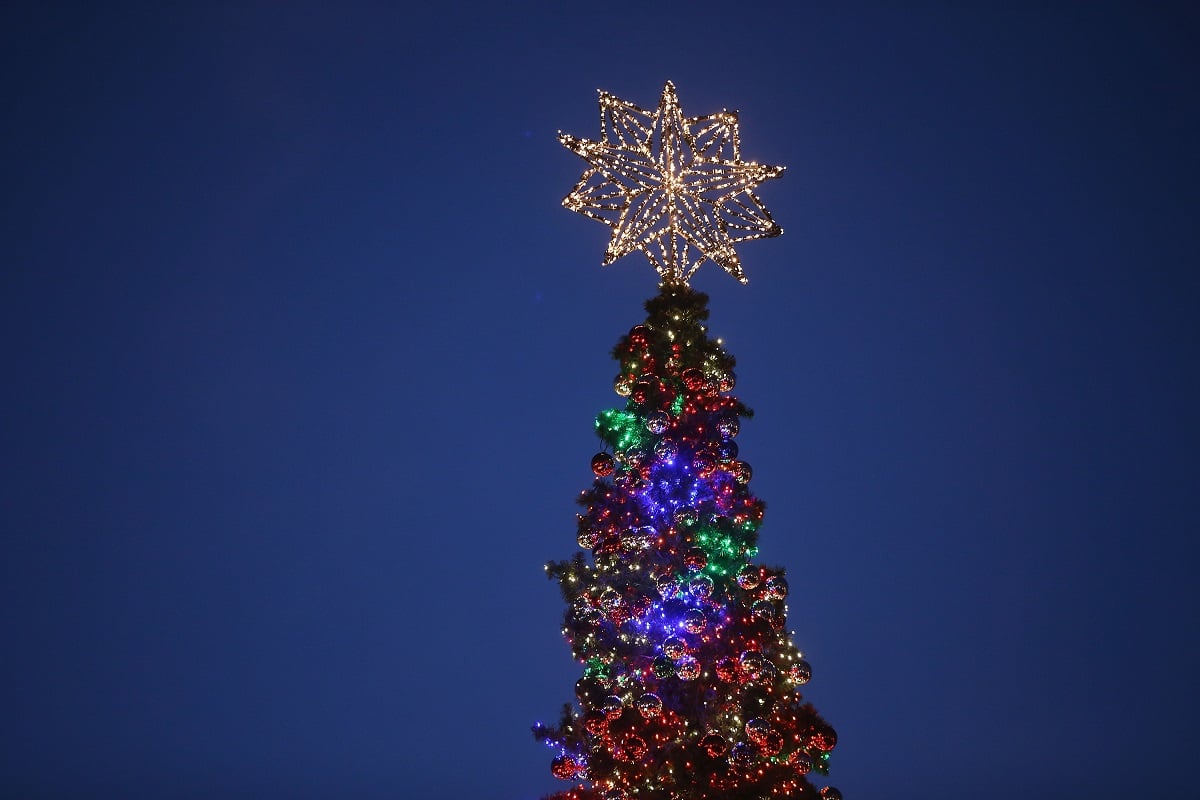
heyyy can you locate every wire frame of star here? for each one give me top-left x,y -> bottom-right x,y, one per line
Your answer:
560,82 -> 785,286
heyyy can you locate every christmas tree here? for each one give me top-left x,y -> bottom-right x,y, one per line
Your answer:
534,83 -> 840,800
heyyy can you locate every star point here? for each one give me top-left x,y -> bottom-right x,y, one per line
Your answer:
561,82 -> 784,286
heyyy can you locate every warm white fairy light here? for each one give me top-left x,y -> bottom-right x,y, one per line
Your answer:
559,81 -> 785,286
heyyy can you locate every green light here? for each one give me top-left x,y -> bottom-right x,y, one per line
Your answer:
596,408 -> 648,451
583,658 -> 610,679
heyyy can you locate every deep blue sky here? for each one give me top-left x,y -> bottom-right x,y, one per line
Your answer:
3,3 -> 1198,799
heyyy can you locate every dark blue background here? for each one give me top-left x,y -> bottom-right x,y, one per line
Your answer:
3,3 -> 1197,798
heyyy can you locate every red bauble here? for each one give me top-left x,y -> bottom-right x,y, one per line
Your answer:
584,710 -> 608,735
551,754 -> 579,780
810,725 -> 838,752
699,731 -> 729,758
591,452 -> 616,477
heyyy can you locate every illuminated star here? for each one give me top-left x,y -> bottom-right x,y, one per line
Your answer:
559,81 -> 785,286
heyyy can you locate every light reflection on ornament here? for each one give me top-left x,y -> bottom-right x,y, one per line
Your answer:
600,588 -> 623,612
551,754 -> 580,780
636,693 -> 663,718
601,695 -> 623,720
662,637 -> 688,659
654,439 -> 679,463
750,599 -> 774,621
739,650 -> 765,679
745,718 -> 771,744
683,548 -> 707,572
682,608 -> 707,633
789,659 -> 812,685
736,564 -> 761,590
789,751 -> 814,775
591,452 -> 616,477
620,734 -> 648,761
700,731 -> 728,758
688,573 -> 714,599
622,525 -> 654,551
764,575 -> 789,600
675,654 -> 700,680
729,741 -> 755,768
578,527 -> 602,549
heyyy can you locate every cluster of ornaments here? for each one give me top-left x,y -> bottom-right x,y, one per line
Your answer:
537,289 -> 839,800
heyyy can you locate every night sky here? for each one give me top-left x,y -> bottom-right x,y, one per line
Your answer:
3,4 -> 1198,799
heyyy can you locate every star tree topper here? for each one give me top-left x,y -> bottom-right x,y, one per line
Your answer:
559,81 -> 785,286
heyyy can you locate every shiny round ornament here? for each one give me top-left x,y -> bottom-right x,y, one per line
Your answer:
691,451 -> 717,476
635,693 -> 663,718
614,375 -> 633,397
750,599 -> 775,621
601,695 -> 624,720
683,548 -> 707,572
757,659 -> 778,683
551,754 -> 580,780
699,731 -> 728,758
788,659 -> 812,685
591,452 -> 616,477
736,565 -> 761,590
661,637 -> 688,659
717,418 -> 740,439
682,608 -> 707,633
594,532 -> 622,555
652,655 -> 675,678
745,718 -> 772,744
599,588 -> 623,612
820,788 -> 842,800
620,734 -> 648,761
630,381 -> 656,405
624,446 -> 651,468
760,730 -> 784,756
719,371 -> 737,392
621,526 -> 654,551
681,367 -> 705,391
584,710 -> 608,735
714,657 -> 738,682
577,527 -> 602,549
732,461 -> 752,484
716,440 -> 738,462
688,574 -> 715,599
653,439 -> 679,463
789,752 -> 814,775
739,650 -> 766,679
603,789 -> 628,800
811,726 -> 838,752
628,325 -> 650,346
674,654 -> 701,680
645,411 -> 670,434
613,469 -> 637,489
764,575 -> 789,600
655,575 -> 680,600
729,741 -> 756,768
